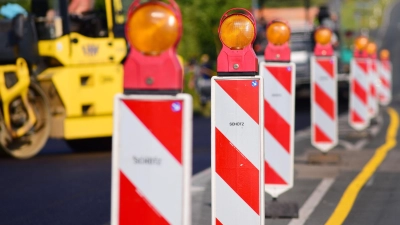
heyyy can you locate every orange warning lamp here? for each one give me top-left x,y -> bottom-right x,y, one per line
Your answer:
353,36 -> 369,58
366,42 -> 377,55
380,49 -> 390,60
124,0 -> 183,94
313,27 -> 333,56
354,36 -> 369,51
219,14 -> 255,50
315,28 -> 332,45
127,4 -> 179,55
266,21 -> 290,45
264,20 -> 291,61
217,8 -> 258,75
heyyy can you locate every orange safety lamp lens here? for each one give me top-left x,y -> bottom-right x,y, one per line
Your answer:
354,36 -> 369,51
366,42 -> 377,55
127,3 -> 179,55
314,28 -> 332,45
380,49 -> 390,60
219,14 -> 255,50
266,22 -> 290,45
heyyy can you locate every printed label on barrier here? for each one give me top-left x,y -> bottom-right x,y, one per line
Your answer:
259,62 -> 295,198
349,58 -> 370,130
211,77 -> 264,225
111,94 -> 192,225
311,56 -> 338,152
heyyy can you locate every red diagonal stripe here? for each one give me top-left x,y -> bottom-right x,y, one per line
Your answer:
370,84 -> 376,97
265,161 -> 287,184
371,61 -> 377,72
216,218 -> 223,225
352,79 -> 367,104
382,61 -> 390,71
314,124 -> 332,142
351,110 -> 364,123
215,128 -> 259,214
314,83 -> 335,120
123,100 -> 183,164
216,80 -> 259,124
380,76 -> 390,89
119,171 -> 169,225
265,66 -> 292,94
264,100 -> 291,153
317,59 -> 334,78
357,61 -> 368,74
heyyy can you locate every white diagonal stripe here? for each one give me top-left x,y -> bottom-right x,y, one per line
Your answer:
262,66 -> 292,124
314,103 -> 335,141
313,60 -> 335,100
264,129 -> 291,184
119,102 -> 182,225
215,174 -> 260,225
214,83 -> 261,170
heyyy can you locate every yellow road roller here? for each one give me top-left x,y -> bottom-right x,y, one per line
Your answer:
0,0 -> 130,158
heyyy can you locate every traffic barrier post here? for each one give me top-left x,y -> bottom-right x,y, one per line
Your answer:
378,49 -> 392,106
111,1 -> 192,224
310,27 -> 338,153
349,36 -> 370,131
260,20 -> 298,218
211,8 -> 265,225
366,42 -> 379,118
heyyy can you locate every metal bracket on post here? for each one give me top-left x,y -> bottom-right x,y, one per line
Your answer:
261,20 -> 298,219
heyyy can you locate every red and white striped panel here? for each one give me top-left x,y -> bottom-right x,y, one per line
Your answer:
310,56 -> 338,152
368,59 -> 379,118
259,62 -> 295,198
378,60 -> 392,106
211,77 -> 264,225
111,94 -> 192,225
349,58 -> 370,131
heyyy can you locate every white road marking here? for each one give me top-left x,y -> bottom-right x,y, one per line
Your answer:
287,178 -> 335,225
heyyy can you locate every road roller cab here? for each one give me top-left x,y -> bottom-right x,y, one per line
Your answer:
0,0 -> 129,158
35,0 -> 127,140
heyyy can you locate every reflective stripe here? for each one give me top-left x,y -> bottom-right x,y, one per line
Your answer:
216,174 -> 260,225
264,129 -> 291,184
314,60 -> 335,100
119,102 -> 182,224
263,67 -> 292,124
214,83 -> 261,170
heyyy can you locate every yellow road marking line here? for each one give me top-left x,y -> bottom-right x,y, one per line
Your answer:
325,107 -> 399,225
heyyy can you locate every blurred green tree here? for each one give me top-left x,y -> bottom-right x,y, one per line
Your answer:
0,0 -> 30,9
175,0 -> 251,63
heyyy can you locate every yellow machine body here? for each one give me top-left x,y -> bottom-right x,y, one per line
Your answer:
34,0 -> 128,140
37,62 -> 123,140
